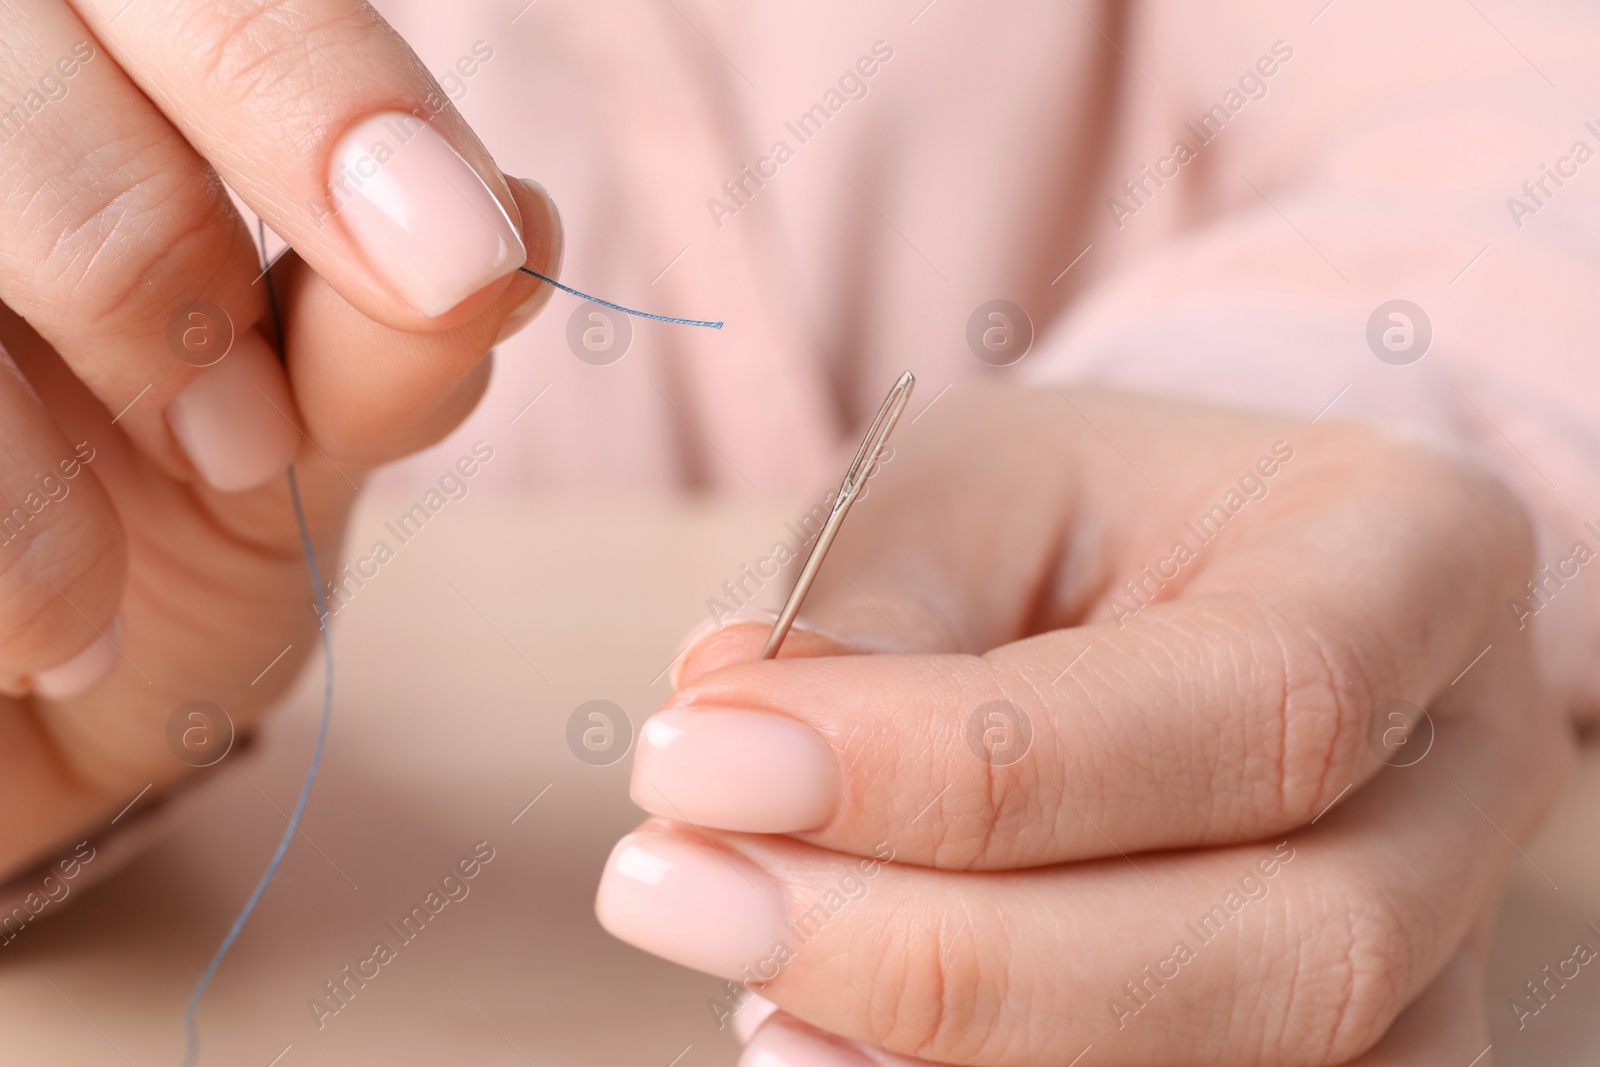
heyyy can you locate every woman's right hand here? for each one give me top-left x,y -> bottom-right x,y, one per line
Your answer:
0,0 -> 560,876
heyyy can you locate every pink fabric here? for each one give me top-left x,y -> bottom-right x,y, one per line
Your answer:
373,1 -> 1600,706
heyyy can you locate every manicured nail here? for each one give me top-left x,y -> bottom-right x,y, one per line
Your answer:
667,611 -> 776,690
330,111 -> 525,316
732,993 -> 780,1044
740,1019 -> 875,1067
632,709 -> 839,833
595,829 -> 787,978
667,612 -> 857,690
34,613 -> 124,701
166,329 -> 299,492
495,180 -> 563,345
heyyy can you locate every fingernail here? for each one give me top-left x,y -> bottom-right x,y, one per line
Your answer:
166,329 -> 299,492
731,993 -> 780,1044
595,829 -> 787,978
667,611 -> 853,690
34,614 -> 124,701
667,611 -> 775,690
632,709 -> 839,832
740,1019 -> 875,1067
496,180 -> 564,345
330,111 -> 526,316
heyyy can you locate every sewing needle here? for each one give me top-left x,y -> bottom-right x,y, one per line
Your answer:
760,370 -> 916,659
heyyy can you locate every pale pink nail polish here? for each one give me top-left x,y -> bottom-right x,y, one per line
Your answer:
166,329 -> 299,492
732,993 -> 780,1044
740,1019 -> 875,1067
666,612 -> 769,690
495,183 -> 563,345
34,613 -> 124,701
595,830 -> 788,978
666,610 -> 853,690
329,111 -> 525,316
631,708 -> 839,833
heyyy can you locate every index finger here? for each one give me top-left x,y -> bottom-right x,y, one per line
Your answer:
71,0 -> 528,324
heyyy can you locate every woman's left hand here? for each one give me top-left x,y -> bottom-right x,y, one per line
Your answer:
595,384 -> 1575,1065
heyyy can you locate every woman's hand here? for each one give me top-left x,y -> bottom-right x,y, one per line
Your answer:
597,385 -> 1576,1065
0,1 -> 559,875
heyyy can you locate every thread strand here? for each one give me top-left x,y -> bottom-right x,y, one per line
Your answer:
180,233 -> 721,1065
519,266 -> 723,329
181,226 -> 335,1067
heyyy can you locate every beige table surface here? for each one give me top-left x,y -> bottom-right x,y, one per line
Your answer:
0,493 -> 1596,1065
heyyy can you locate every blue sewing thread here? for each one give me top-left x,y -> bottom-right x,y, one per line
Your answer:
179,239 -> 720,1064
181,227 -> 333,1067
180,464 -> 332,1067
519,266 -> 724,329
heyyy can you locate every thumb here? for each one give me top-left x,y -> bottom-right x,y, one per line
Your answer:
674,615 -> 859,690
679,385 -> 1084,686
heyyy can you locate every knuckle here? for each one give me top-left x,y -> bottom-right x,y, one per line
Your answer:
934,663 -> 1053,869
1280,877 -> 1411,1062
1253,599 -> 1381,825
0,501 -> 124,667
856,898 -> 1012,1062
182,0 -> 368,102
1312,426 -> 1534,600
17,154 -> 243,335
190,4 -> 304,99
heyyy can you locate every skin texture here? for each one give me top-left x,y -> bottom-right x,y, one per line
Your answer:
616,385 -> 1579,1065
0,0 -> 560,876
0,5 -> 1574,1060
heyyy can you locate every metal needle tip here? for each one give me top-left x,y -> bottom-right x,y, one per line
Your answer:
759,371 -> 916,660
